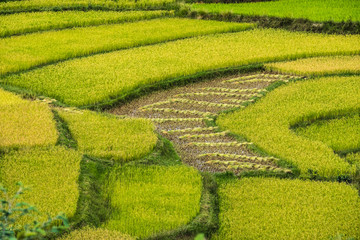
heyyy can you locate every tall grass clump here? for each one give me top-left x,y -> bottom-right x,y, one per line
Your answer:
0,10 -> 172,38
189,0 -> 360,22
3,28 -> 359,107
217,76 -> 360,178
0,146 -> 82,223
0,89 -> 58,149
0,18 -> 253,75
104,165 -> 202,238
58,110 -> 157,161
266,55 -> 360,76
213,177 -> 360,240
294,114 -> 360,154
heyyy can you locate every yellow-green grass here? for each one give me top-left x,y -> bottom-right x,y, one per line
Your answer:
0,146 -> 82,223
0,18 -> 253,75
189,0 -> 360,23
58,110 -> 157,161
3,29 -> 360,107
266,55 -> 360,76
60,227 -> 133,240
0,0 -> 176,14
104,165 -> 202,238
294,114 -> 360,153
0,89 -> 58,149
0,10 -> 172,38
217,76 -> 360,178
346,152 -> 360,167
213,177 -> 360,240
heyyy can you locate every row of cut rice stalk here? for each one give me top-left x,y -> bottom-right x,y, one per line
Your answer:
188,141 -> 253,147
206,160 -> 290,173
141,107 -> 216,117
162,126 -> 219,134
179,131 -> 229,139
198,152 -> 278,163
202,87 -> 266,93
151,118 -> 212,123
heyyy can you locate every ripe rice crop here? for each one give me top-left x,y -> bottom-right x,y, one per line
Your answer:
213,177 -> 360,240
0,89 -> 58,149
3,28 -> 359,107
0,146 -> 82,223
0,18 -> 253,75
0,10 -> 172,38
294,114 -> 360,153
60,227 -> 133,240
217,76 -> 360,178
0,0 -> 176,14
266,55 -> 360,76
104,165 -> 202,238
189,0 -> 360,22
58,110 -> 157,161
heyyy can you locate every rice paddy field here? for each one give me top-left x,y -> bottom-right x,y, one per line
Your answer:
0,0 -> 359,239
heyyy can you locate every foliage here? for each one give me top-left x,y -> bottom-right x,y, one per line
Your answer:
59,227 -> 133,240
0,10 -> 172,38
103,165 -> 202,238
266,55 -> 360,76
294,113 -> 360,153
0,146 -> 82,223
0,89 -> 58,150
217,76 -> 360,178
58,110 -> 157,162
0,18 -> 253,76
0,182 -> 69,240
213,177 -> 360,240
0,0 -> 176,14
189,0 -> 360,22
3,29 -> 359,107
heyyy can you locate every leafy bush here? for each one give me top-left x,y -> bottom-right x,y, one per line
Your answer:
0,182 -> 69,240
213,177 -> 360,240
103,165 -> 202,238
266,55 -> 360,76
0,89 -> 57,149
0,146 -> 82,223
218,76 -> 360,178
58,110 -> 157,161
3,29 -> 359,107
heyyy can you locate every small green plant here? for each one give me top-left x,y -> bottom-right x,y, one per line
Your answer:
0,182 -> 69,240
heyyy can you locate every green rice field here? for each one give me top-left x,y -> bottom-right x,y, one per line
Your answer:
0,0 -> 359,239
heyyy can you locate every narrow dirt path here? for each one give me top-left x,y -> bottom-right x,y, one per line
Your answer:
111,72 -> 299,175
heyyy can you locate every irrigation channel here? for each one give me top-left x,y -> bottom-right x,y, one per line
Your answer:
111,72 -> 302,175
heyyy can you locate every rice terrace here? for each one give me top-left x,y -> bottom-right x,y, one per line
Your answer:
0,0 -> 360,239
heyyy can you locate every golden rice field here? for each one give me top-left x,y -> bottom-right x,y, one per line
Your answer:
0,0 -> 359,239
